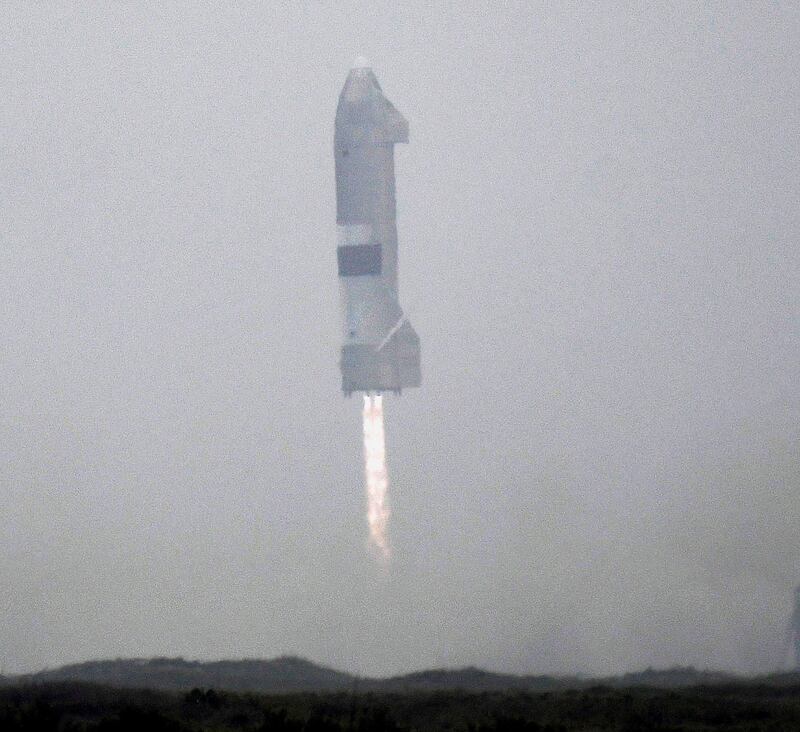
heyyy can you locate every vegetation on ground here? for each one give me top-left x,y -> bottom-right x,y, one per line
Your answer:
2,681 -> 800,731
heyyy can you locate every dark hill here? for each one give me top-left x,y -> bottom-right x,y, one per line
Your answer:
599,666 -> 738,689
13,656 -> 354,693
375,666 -> 578,692
7,657 -> 798,694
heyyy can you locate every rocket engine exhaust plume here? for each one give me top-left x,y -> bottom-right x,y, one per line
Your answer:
362,393 -> 390,561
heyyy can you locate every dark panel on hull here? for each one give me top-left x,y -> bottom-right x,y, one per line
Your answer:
337,244 -> 382,276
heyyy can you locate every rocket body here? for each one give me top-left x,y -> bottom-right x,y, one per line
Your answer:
335,60 -> 421,396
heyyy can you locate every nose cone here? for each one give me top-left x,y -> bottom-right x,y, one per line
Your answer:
335,61 -> 409,146
341,63 -> 381,104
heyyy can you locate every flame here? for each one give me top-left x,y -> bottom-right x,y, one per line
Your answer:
362,393 -> 390,561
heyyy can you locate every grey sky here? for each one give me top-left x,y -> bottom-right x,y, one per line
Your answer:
1,1 -> 798,677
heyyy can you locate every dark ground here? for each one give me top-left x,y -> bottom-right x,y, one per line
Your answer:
2,680 -> 800,731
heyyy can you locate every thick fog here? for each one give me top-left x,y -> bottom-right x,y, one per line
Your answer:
1,2 -> 798,677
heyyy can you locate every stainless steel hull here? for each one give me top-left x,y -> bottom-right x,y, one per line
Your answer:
334,59 -> 420,396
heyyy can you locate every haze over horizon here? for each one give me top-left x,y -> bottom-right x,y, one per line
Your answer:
1,2 -> 798,678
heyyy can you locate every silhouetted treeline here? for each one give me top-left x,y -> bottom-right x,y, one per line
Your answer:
2,681 -> 800,731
